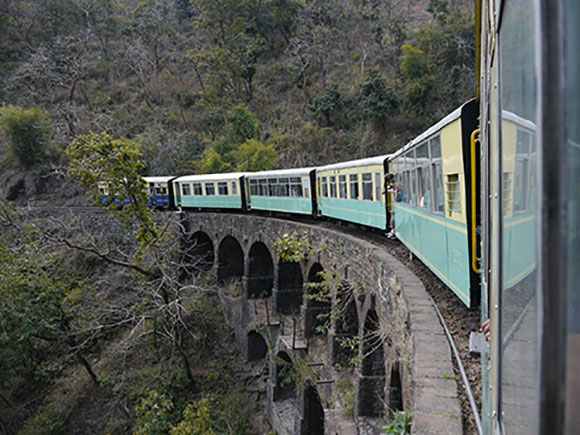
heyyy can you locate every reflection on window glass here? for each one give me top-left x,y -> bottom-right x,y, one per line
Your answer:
375,172 -> 382,202
500,0 -> 538,431
350,174 -> 359,199
205,182 -> 215,196
339,175 -> 347,198
231,181 -> 237,196
362,173 -> 373,200
565,2 -> 580,433
330,176 -> 337,198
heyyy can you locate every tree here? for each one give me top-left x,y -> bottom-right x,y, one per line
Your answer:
359,70 -> 399,128
196,146 -> 232,174
0,105 -> 52,168
232,139 -> 278,172
226,105 -> 260,144
309,84 -> 346,128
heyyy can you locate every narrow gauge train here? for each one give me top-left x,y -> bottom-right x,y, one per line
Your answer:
102,1 -> 580,431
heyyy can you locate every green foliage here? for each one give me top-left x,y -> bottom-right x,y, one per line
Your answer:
273,230 -> 311,263
400,45 -> 428,81
0,105 -> 52,168
134,390 -> 174,435
382,411 -> 412,434
66,132 -> 158,248
309,84 -> 346,127
226,105 -> 260,144
196,146 -> 232,174
170,394 -> 252,435
232,139 -> 278,171
360,70 -> 399,127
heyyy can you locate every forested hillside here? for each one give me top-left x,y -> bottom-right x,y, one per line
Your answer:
0,0 -> 475,178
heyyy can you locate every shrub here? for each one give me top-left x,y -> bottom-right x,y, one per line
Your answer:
0,105 -> 52,168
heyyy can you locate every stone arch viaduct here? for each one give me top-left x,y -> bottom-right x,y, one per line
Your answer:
181,212 -> 463,435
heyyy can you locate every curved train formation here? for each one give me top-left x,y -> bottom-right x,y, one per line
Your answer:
101,1 -> 579,433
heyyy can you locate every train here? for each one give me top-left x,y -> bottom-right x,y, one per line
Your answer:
101,0 -> 579,433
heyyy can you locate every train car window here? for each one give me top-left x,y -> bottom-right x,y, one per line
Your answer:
205,182 -> 215,196
349,174 -> 359,199
231,181 -> 237,196
430,136 -> 443,213
375,172 -> 381,202
268,178 -> 278,196
329,176 -> 337,198
498,0 -> 539,429
302,178 -> 309,198
362,173 -> 373,200
193,183 -> 202,196
514,129 -> 531,212
409,169 -> 418,206
182,183 -> 191,196
339,175 -> 347,198
148,183 -> 154,195
322,176 -> 328,197
290,177 -> 302,197
445,174 -> 460,214
416,143 -> 431,209
249,180 -> 258,196
279,178 -> 289,197
218,182 -> 228,196
258,179 -> 267,196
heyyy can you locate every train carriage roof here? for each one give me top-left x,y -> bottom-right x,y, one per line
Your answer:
316,155 -> 391,172
245,167 -> 316,178
174,172 -> 249,183
389,103 -> 466,160
143,176 -> 176,183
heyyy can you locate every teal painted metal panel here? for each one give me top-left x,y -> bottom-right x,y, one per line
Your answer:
502,213 -> 536,289
178,195 -> 243,209
394,203 -> 471,305
319,198 -> 387,230
250,196 -> 313,215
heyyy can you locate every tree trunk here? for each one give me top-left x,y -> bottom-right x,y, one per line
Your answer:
76,352 -> 100,385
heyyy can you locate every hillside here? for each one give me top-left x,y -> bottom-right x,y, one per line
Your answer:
0,0 -> 475,181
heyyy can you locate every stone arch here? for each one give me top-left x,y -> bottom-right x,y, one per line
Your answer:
303,385 -> 325,435
274,351 -> 296,401
247,330 -> 268,361
276,261 -> 303,315
332,282 -> 359,367
217,236 -> 244,285
184,231 -> 214,273
358,304 -> 386,417
305,263 -> 331,337
388,361 -> 403,417
248,242 -> 274,298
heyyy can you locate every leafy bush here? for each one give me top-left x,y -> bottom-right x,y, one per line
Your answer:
0,105 -> 52,168
382,411 -> 412,434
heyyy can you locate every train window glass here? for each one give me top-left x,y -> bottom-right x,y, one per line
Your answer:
375,172 -> 381,202
329,176 -> 337,198
258,179 -> 267,196
279,178 -> 289,197
193,183 -> 202,195
268,178 -> 278,196
445,174 -> 460,214
417,167 -> 431,209
430,136 -> 441,158
290,177 -> 302,197
250,180 -> 258,196
303,178 -> 309,198
339,175 -> 347,198
409,169 -> 418,206
205,182 -> 215,196
218,182 -> 228,196
231,181 -> 237,196
350,174 -> 359,199
499,0 -> 538,429
565,3 -> 580,432
322,176 -> 328,197
182,183 -> 191,196
362,173 -> 373,200
432,163 -> 444,213
514,129 -> 531,212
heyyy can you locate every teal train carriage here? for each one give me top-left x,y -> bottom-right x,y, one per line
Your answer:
245,168 -> 317,215
315,155 -> 391,230
389,100 -> 479,307
172,173 -> 248,210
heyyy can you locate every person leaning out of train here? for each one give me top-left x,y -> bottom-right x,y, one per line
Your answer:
385,173 -> 403,239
